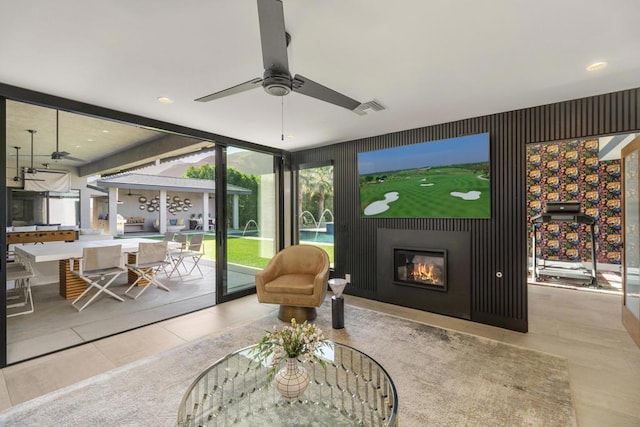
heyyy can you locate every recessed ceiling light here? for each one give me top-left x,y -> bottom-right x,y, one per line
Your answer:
158,96 -> 174,104
287,134 -> 295,139
87,138 -> 93,142
586,61 -> 607,71
102,130 -> 109,133
75,145 -> 81,148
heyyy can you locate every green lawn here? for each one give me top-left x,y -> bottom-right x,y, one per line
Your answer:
143,234 -> 334,269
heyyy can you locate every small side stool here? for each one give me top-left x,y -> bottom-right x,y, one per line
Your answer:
328,278 -> 348,329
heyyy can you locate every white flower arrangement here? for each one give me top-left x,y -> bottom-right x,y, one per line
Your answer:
251,318 -> 326,380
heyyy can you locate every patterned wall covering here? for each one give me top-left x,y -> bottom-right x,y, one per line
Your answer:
526,138 -> 622,265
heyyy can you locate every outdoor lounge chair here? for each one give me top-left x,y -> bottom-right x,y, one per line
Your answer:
70,245 -> 126,312
6,255 -> 36,317
125,241 -> 170,299
169,234 -> 205,279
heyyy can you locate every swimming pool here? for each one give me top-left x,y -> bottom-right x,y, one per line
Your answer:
299,230 -> 334,244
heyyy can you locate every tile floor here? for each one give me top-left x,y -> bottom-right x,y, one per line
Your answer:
6,258 -> 256,364
0,284 -> 639,426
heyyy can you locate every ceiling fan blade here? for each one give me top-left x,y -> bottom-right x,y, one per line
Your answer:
257,0 -> 289,74
292,74 -> 361,111
195,78 -> 263,102
52,151 -> 69,160
52,151 -> 83,162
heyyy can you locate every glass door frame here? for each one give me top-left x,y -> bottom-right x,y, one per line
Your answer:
1,97 -> 7,367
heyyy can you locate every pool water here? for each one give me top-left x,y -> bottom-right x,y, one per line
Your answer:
299,230 -> 334,244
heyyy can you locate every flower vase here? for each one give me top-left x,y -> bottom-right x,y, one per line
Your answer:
274,358 -> 310,400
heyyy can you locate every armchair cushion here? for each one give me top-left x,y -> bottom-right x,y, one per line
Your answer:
264,274 -> 316,295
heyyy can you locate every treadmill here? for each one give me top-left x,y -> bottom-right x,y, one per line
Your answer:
531,201 -> 598,286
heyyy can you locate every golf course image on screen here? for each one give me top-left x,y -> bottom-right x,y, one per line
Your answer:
357,133 -> 490,218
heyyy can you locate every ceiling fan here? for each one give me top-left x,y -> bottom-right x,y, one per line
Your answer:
25,129 -> 39,175
11,130 -> 45,182
11,146 -> 23,182
195,0 -> 365,114
51,110 -> 83,162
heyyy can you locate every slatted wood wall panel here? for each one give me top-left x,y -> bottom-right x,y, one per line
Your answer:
291,88 -> 640,332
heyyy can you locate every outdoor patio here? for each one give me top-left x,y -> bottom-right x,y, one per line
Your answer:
6,257 -> 255,364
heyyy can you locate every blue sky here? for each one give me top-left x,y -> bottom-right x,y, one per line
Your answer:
357,133 -> 489,175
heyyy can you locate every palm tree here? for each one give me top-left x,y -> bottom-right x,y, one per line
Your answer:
301,166 -> 333,223
298,171 -> 314,225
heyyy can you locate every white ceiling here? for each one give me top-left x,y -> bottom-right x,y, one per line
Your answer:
1,0 -> 640,154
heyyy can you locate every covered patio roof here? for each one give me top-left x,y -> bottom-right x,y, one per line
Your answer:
96,173 -> 251,195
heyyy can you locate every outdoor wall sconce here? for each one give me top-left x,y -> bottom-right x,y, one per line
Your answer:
139,194 -> 193,215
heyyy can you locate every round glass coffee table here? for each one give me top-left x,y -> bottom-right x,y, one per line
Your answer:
178,341 -> 397,426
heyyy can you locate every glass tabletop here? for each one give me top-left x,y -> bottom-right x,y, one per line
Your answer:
178,341 -> 397,426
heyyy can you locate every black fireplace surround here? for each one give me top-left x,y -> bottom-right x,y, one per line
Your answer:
377,228 -> 471,320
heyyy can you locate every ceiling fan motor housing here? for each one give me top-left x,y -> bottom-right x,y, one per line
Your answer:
262,69 -> 291,96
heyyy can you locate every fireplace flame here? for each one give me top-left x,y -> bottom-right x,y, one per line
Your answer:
411,262 -> 440,284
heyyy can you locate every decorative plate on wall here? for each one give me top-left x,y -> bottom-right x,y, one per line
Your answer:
138,196 -> 147,203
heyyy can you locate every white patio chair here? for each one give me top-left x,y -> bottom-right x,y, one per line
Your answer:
6,255 -> 35,317
70,244 -> 126,312
168,234 -> 188,278
170,234 -> 205,280
125,241 -> 170,299
194,217 -> 204,230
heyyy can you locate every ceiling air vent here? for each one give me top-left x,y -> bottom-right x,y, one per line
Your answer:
354,99 -> 386,115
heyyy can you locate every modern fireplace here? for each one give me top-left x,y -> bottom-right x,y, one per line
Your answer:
393,248 -> 447,292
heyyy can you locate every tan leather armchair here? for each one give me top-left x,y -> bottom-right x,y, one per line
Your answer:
256,245 -> 330,322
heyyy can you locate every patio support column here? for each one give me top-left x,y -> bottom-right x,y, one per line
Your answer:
202,192 -> 210,231
108,187 -> 119,236
233,194 -> 239,230
159,190 -> 167,234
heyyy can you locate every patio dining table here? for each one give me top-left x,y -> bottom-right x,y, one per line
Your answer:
14,238 -> 179,299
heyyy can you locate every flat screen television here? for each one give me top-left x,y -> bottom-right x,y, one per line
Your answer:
357,133 -> 491,218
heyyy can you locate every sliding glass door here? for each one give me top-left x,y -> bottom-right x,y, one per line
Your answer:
2,95 -> 284,367
221,147 -> 278,298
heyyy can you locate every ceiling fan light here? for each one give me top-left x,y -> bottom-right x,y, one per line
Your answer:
262,69 -> 292,96
264,83 -> 291,96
